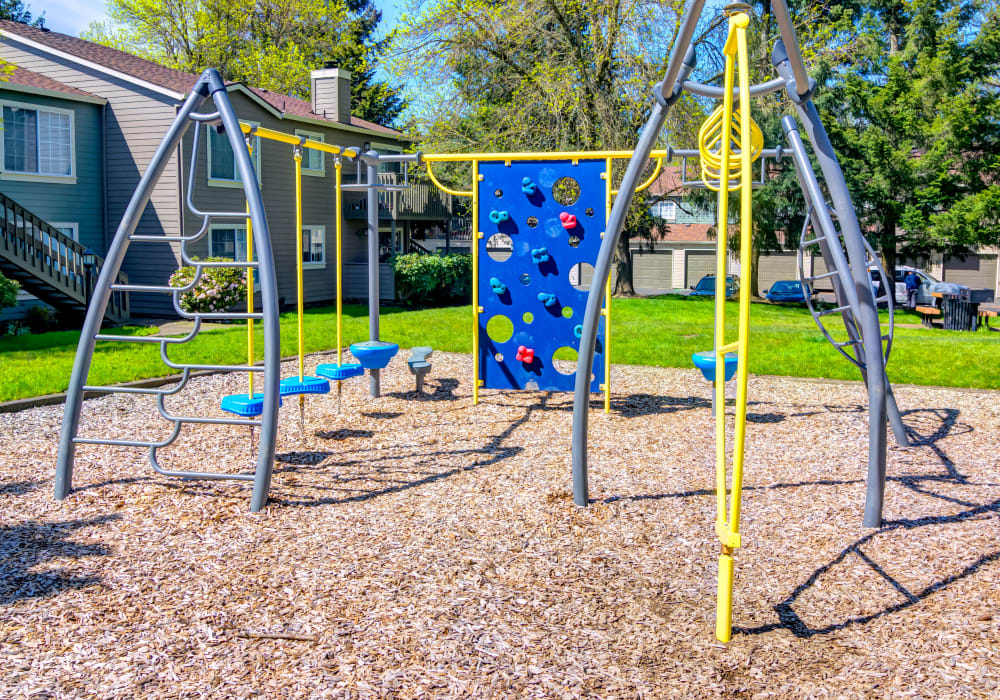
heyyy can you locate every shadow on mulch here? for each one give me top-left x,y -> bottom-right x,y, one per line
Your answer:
386,377 -> 461,402
361,412 -> 402,420
734,405 -> 1000,638
314,429 -> 375,441
0,480 -> 42,496
0,515 -> 118,606
269,394 -> 548,508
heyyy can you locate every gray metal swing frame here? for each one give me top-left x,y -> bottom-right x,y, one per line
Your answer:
571,0 -> 908,528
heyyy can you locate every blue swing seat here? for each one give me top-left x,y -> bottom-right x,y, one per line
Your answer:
220,392 -> 282,417
691,351 -> 739,382
279,375 -> 331,397
316,362 -> 365,381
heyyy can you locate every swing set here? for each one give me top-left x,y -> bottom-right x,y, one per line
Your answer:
56,0 -> 908,644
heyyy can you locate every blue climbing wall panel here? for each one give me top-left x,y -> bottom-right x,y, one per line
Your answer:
478,159 -> 606,392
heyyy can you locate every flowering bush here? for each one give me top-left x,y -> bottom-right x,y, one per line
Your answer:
168,258 -> 246,314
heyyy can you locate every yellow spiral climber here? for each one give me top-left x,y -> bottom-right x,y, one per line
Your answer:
698,104 -> 763,192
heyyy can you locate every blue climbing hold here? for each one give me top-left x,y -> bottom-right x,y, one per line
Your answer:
220,392 -> 281,417
279,375 -> 331,397
350,340 -> 399,370
691,351 -> 739,382
488,210 -> 510,224
521,176 -> 538,195
531,247 -> 550,264
574,324 -> 583,339
537,292 -> 557,308
490,277 -> 507,294
316,362 -> 365,381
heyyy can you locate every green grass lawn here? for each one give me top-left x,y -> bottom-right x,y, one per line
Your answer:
1,296 -> 997,403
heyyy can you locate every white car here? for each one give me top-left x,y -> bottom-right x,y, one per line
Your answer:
875,266 -> 966,307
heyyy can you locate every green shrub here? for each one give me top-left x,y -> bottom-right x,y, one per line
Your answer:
25,304 -> 58,333
393,253 -> 472,306
168,258 -> 246,314
0,273 -> 19,309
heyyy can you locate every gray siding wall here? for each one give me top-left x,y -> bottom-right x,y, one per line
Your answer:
0,89 -> 104,251
182,90 -> 408,308
0,38 -> 183,317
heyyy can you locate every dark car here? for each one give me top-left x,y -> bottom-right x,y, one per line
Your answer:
689,275 -> 739,299
763,280 -> 808,303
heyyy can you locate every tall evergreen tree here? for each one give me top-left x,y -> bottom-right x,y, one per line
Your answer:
0,0 -> 45,27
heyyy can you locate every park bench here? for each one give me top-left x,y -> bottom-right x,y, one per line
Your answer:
915,305 -> 941,328
978,303 -> 1000,331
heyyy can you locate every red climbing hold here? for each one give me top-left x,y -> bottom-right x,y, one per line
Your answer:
515,345 -> 535,363
559,212 -> 578,229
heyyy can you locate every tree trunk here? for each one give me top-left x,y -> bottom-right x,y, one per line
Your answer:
613,236 -> 637,296
750,242 -> 761,298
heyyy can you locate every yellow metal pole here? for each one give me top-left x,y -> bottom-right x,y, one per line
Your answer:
294,146 -> 305,382
246,139 -> 256,399
603,157 -> 613,414
472,160 -> 481,405
335,157 -> 344,366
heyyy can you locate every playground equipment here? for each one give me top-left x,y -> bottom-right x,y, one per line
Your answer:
567,0 -> 910,642
54,69 -> 406,513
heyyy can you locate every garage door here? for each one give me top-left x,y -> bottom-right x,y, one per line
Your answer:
632,249 -> 672,289
943,254 -> 997,291
757,252 -> 798,292
685,250 -> 716,287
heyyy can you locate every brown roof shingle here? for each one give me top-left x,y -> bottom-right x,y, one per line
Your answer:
0,19 -> 400,136
3,65 -> 102,100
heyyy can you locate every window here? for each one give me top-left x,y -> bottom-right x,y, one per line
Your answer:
208,224 -> 248,261
650,200 -> 677,221
1,101 -> 74,179
208,122 -> 259,186
302,225 -> 326,268
372,141 -> 402,174
295,129 -> 325,176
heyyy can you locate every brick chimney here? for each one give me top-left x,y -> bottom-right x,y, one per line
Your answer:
311,64 -> 352,124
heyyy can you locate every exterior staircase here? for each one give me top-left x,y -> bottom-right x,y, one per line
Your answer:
0,192 -> 129,324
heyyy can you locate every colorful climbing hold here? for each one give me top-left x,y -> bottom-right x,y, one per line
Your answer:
490,277 -> 507,295
521,176 -> 538,195
489,210 -> 511,224
515,345 -> 535,363
574,324 -> 583,339
559,212 -> 578,229
531,247 -> 550,263
537,292 -> 557,308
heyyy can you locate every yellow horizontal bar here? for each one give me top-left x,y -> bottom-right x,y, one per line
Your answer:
423,149 -> 675,163
239,122 -> 357,157
716,521 -> 742,548
718,341 -> 741,354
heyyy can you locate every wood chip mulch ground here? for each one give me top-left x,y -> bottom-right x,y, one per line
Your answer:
1,350 -> 998,698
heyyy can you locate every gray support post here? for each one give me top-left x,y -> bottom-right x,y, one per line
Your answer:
366,156 -> 381,397
775,48 -> 888,526
55,80 -> 211,500
570,5 -> 703,506
216,82 -> 281,513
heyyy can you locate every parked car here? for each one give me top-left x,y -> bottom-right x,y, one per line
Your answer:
689,275 -> 739,299
763,280 -> 809,303
868,265 -> 967,307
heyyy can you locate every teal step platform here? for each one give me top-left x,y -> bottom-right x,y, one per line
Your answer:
316,362 -> 365,380
349,341 -> 399,370
279,375 -> 331,397
692,351 -> 739,382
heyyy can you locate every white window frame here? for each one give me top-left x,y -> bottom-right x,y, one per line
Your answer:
302,225 -> 326,269
295,129 -> 326,177
50,222 -> 79,242
207,223 -> 249,261
207,120 -> 260,188
651,200 -> 677,221
0,99 -> 76,184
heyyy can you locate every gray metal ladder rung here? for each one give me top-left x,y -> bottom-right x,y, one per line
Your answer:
95,333 -> 166,343
804,269 -> 839,282
73,436 -> 176,448
816,304 -> 851,317
83,384 -> 182,395
800,236 -> 826,247
833,338 -> 862,348
876,294 -> 892,304
110,283 -> 179,293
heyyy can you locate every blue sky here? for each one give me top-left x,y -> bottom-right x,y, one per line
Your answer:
27,0 -> 406,37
